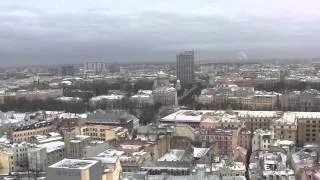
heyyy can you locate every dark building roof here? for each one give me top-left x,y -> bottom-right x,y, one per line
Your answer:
137,125 -> 173,135
13,121 -> 53,132
82,110 -> 137,125
56,118 -> 79,129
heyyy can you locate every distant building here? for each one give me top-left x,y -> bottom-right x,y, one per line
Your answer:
130,90 -> 154,108
82,110 -> 139,133
89,94 -> 126,110
153,87 -> 178,106
85,62 -> 107,75
153,71 -> 170,89
61,65 -> 74,76
47,159 -> 102,180
176,50 -> 195,86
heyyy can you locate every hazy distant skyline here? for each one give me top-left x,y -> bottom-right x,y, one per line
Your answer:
1,0 -> 320,66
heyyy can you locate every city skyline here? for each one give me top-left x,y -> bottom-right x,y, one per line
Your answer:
1,0 -> 320,66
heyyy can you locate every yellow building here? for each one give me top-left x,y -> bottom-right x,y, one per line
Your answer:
80,125 -> 128,141
247,93 -> 279,110
91,157 -> 122,180
0,150 -> 15,175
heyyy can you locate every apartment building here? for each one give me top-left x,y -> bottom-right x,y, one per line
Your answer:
272,112 -> 297,142
38,141 -> 65,167
0,149 -> 15,174
247,92 -> 279,110
296,112 -> 320,147
237,128 -> 251,150
67,135 -> 91,159
80,125 -> 128,141
198,128 -> 238,156
238,111 -> 282,130
153,86 -> 178,106
163,110 -> 320,148
252,129 -> 272,152
11,121 -> 55,143
84,61 -> 107,75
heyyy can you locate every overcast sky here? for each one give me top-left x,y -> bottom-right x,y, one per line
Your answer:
1,0 -> 320,66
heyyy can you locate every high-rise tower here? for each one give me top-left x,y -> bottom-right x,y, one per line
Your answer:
176,50 -> 195,86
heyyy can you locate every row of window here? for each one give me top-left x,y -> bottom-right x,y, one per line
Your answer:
83,128 -> 107,132
13,128 -> 50,137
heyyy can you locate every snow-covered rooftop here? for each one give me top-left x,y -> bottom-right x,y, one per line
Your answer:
49,159 -> 99,169
38,141 -> 65,153
90,94 -> 124,102
158,149 -> 185,161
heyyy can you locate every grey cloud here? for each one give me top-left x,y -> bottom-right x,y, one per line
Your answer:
1,1 -> 320,66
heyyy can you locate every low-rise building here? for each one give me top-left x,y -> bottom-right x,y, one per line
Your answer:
219,162 -> 246,177
298,165 -> 320,180
291,148 -> 319,176
249,151 -> 295,180
47,159 -> 102,180
140,161 -> 192,176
